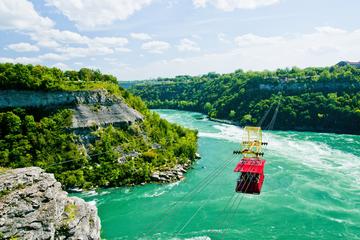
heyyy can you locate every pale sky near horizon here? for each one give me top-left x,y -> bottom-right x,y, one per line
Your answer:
1,0 -> 360,80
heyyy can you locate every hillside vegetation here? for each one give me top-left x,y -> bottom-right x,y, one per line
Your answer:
129,65 -> 360,134
0,63 -> 197,189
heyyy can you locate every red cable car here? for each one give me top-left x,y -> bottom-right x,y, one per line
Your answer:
234,158 -> 265,194
233,126 -> 267,195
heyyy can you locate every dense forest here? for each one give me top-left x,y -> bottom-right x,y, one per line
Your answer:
0,63 -> 197,189
0,62 -> 118,89
129,64 -> 360,134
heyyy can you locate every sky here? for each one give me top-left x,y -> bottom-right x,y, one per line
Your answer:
1,0 -> 360,81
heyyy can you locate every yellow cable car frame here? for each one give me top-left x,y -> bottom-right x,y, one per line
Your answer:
241,126 -> 267,158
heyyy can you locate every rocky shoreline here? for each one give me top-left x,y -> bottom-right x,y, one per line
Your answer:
150,153 -> 201,183
151,163 -> 190,183
68,153 -> 201,193
0,167 -> 101,240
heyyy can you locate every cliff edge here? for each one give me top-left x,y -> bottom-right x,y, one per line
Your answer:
0,90 -> 143,128
0,167 -> 101,240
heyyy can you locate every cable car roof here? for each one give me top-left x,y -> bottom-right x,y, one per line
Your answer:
234,158 -> 266,174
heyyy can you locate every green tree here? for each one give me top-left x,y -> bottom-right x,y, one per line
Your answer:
229,110 -> 236,119
204,102 -> 213,114
3,112 -> 22,135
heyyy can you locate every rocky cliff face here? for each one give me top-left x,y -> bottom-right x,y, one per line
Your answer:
0,90 -> 115,108
72,102 -> 142,128
0,90 -> 143,128
0,167 -> 101,240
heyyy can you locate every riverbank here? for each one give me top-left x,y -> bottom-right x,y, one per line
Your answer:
69,154 -> 201,193
149,107 -> 360,135
208,116 -> 241,126
151,153 -> 200,183
75,109 -> 360,239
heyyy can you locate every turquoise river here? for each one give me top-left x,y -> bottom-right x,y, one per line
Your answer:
78,109 -> 360,239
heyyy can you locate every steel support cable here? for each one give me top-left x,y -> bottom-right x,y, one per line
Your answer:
266,101 -> 281,131
145,154 -> 238,233
173,155 -> 241,236
257,101 -> 276,127
147,157 -> 235,237
45,149 -> 113,167
151,98 -> 276,237
217,98 -> 279,237
174,178 -> 224,236
212,96 -> 280,238
206,160 -> 258,238
45,144 -> 237,238
144,154 -> 239,236
220,181 -> 255,240
208,157 -> 261,238
214,160 -> 253,221
187,155 -> 238,198
265,94 -> 282,131
220,163 -> 260,240
217,161 -> 255,223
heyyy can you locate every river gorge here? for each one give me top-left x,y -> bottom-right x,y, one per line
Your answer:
77,109 -> 360,240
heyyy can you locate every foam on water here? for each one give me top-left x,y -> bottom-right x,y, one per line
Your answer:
76,109 -> 360,240
198,124 -> 243,142
87,200 -> 97,206
99,191 -> 111,196
171,236 -> 211,240
144,190 -> 166,198
269,132 -> 360,186
193,119 -> 360,192
83,190 -> 98,197
195,118 -> 360,190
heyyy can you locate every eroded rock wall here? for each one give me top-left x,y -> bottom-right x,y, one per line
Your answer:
0,90 -> 143,128
0,167 -> 101,240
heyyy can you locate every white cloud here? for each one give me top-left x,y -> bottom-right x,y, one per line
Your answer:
218,33 -> 230,43
177,38 -> 200,52
121,27 -> 360,80
55,46 -> 114,58
45,0 -> 152,29
28,28 -> 129,60
234,33 -> 283,47
115,47 -> 132,52
141,41 -> 170,54
30,29 -> 88,46
130,33 -> 152,41
104,57 -> 117,62
315,26 -> 347,35
37,39 -> 60,48
193,0 -> 207,8
0,0 -> 53,31
39,53 -> 68,61
0,57 -> 41,64
52,62 -> 69,69
7,42 -> 39,52
90,37 -> 128,47
170,58 -> 186,64
29,27 -> 128,49
193,0 -> 280,11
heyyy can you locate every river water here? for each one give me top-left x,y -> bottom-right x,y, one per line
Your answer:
78,109 -> 360,239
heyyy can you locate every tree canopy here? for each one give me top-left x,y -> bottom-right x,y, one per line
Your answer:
0,63 -> 198,189
129,65 -> 360,134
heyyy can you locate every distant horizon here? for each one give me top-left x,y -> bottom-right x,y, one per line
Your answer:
1,0 -> 360,80
118,60 -> 359,82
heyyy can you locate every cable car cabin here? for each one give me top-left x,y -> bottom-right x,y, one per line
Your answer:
233,126 -> 267,194
234,158 -> 265,194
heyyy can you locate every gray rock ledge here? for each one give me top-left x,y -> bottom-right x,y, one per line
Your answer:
0,167 -> 101,240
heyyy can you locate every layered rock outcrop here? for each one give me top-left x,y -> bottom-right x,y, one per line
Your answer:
0,90 -> 143,129
0,167 -> 101,240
